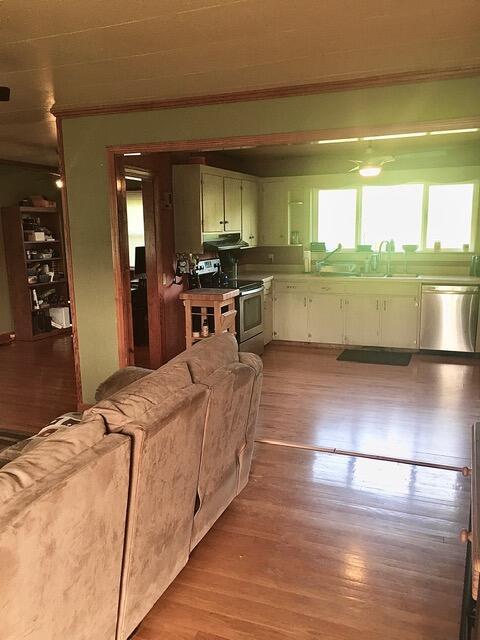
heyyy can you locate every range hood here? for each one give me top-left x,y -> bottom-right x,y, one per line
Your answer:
203,233 -> 249,251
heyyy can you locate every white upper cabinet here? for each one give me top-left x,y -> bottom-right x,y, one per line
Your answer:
241,180 -> 258,247
173,164 -> 258,253
259,182 -> 289,246
223,177 -> 242,232
202,173 -> 225,233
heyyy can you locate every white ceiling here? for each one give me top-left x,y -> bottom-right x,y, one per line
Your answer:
1,0 -> 480,166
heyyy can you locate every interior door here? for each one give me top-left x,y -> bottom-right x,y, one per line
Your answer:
308,293 -> 344,344
202,173 -> 224,233
241,180 -> 258,247
344,295 -> 380,346
223,177 -> 242,232
380,296 -> 419,348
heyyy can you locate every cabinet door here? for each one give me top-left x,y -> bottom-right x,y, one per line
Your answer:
273,292 -> 308,341
380,296 -> 419,348
241,180 -> 258,247
202,173 -> 224,233
263,292 -> 273,345
308,293 -> 344,344
259,182 -> 289,245
344,295 -> 380,346
223,177 -> 242,232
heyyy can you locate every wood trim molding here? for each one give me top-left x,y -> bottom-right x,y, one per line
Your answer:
0,158 -> 58,173
106,116 -> 480,156
55,118 -> 84,409
52,65 -> 480,120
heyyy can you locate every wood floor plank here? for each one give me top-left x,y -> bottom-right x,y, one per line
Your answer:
257,344 -> 480,467
0,335 -> 76,433
133,444 -> 469,640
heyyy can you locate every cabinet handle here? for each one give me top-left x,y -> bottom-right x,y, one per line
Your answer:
224,220 -> 229,224
219,220 -> 224,224
304,297 -> 307,307
340,299 -> 343,310
376,299 -> 379,311
383,300 -> 387,312
309,298 -> 312,303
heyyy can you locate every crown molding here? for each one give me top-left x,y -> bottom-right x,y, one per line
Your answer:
52,65 -> 480,120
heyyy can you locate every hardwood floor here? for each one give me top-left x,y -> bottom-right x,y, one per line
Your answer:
257,343 -> 480,468
0,335 -> 76,434
133,442 -> 469,640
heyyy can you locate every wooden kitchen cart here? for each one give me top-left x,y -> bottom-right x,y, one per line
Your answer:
179,288 -> 239,348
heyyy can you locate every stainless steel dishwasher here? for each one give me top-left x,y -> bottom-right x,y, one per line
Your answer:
420,285 -> 479,352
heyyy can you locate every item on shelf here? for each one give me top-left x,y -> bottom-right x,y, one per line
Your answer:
32,289 -> 40,310
310,242 -> 327,252
27,275 -> 38,284
402,244 -> 419,253
201,318 -> 210,337
290,230 -> 300,244
356,244 -> 373,252
25,231 -> 45,242
433,241 -> 441,251
29,195 -> 56,208
49,307 -> 71,329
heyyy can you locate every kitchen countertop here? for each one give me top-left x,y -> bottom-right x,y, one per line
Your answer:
241,271 -> 480,285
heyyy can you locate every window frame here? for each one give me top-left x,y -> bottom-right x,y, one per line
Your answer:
313,181 -> 479,252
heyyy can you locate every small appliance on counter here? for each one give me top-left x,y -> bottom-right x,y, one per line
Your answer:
191,258 -> 264,355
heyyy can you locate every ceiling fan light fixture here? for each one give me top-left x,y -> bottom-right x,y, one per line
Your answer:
359,164 -> 382,177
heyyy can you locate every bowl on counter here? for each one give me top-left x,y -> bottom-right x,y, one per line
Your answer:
356,244 -> 372,252
402,244 -> 419,253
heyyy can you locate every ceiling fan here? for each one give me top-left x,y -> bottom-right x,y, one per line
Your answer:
348,144 -> 394,177
0,86 -> 10,101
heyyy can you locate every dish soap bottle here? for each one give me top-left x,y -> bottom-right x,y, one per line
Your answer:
201,318 -> 209,338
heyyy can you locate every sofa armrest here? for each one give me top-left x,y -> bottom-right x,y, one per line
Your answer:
238,352 -> 263,375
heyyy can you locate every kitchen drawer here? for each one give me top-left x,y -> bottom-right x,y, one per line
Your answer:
275,281 -> 310,294
309,281 -> 345,295
343,281 -> 420,296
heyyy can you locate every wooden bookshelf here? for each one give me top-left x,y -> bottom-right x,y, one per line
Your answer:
1,205 -> 72,341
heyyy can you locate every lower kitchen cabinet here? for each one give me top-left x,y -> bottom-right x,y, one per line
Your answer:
379,295 -> 419,348
273,291 -> 308,341
344,295 -> 380,346
307,293 -> 344,344
263,292 -> 273,345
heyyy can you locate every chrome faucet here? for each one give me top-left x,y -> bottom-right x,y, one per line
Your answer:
374,239 -> 394,275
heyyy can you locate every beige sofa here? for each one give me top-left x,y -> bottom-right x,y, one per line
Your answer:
0,334 -> 262,640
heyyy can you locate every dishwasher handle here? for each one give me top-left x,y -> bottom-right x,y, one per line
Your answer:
422,285 -> 480,294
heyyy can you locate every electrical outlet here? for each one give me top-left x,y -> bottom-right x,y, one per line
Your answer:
267,253 -> 274,263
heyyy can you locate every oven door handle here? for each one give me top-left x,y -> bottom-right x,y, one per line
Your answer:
240,287 -> 264,296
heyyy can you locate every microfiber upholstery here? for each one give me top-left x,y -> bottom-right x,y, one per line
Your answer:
87,363 -> 208,640
0,417 -> 106,503
170,334 -> 263,549
0,424 -> 130,640
95,366 -> 153,402
85,361 -> 192,429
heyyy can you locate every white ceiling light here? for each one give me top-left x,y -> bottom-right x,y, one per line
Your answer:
430,128 -> 479,135
124,152 -> 142,156
125,176 -> 142,182
362,132 -> 427,141
359,165 -> 382,177
316,137 -> 359,144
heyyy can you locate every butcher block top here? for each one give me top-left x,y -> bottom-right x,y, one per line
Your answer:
179,288 -> 240,301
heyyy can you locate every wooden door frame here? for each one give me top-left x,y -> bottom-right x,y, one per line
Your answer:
104,114 -> 480,377
108,159 -> 165,369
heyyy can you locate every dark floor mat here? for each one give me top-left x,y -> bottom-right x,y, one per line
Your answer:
337,349 -> 412,366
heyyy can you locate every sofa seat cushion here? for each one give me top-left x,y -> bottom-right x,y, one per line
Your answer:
0,416 -> 106,503
95,366 -> 153,402
169,333 -> 239,383
86,361 -> 193,431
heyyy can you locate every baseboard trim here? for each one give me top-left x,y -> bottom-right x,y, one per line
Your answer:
255,437 -> 464,472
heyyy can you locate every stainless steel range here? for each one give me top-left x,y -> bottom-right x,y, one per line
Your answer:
191,259 -> 264,355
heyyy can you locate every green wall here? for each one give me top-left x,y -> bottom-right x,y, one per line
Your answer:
0,166 -> 57,333
61,76 -> 480,402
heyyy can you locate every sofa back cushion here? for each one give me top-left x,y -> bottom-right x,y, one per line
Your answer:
95,366 -> 153,402
0,433 -> 130,640
85,361 -> 192,429
169,333 -> 239,382
0,416 -> 106,503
